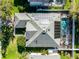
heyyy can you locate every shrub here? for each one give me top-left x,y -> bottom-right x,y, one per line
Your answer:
19,52 -> 29,59
41,49 -> 48,55
18,6 -> 24,12
0,33 -> 3,41
17,36 -> 26,53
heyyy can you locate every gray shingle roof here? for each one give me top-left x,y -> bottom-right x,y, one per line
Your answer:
26,22 -> 37,31
15,13 -> 30,20
16,20 -> 27,28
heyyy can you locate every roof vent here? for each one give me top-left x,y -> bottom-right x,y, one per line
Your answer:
42,30 -> 46,35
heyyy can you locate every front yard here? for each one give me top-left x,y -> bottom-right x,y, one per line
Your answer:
2,37 -> 21,59
2,36 -> 28,59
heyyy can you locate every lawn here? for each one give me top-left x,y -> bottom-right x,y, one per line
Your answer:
61,54 -> 71,59
60,51 -> 71,59
2,36 -> 29,59
2,37 -> 21,59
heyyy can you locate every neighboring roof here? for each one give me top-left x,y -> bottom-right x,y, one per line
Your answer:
15,13 -> 30,20
28,0 -> 49,2
28,0 -> 65,7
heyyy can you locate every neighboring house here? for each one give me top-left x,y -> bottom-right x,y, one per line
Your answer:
28,0 -> 65,7
14,12 -> 68,48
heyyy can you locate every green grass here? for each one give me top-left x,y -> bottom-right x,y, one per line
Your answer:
74,51 -> 79,59
64,0 -> 71,10
74,52 -> 76,59
2,38 -> 21,59
61,54 -> 71,59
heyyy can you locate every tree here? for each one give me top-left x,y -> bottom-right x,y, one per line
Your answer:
20,52 -> 29,59
14,0 -> 30,12
64,0 -> 71,10
18,6 -> 24,12
41,49 -> 48,55
1,22 -> 13,57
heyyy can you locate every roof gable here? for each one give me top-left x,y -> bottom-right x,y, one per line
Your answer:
26,32 -> 59,47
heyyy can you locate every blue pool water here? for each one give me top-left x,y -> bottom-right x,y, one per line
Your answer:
61,18 -> 68,35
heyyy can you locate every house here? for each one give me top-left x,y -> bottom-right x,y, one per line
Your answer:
14,12 -> 69,48
28,0 -> 65,7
